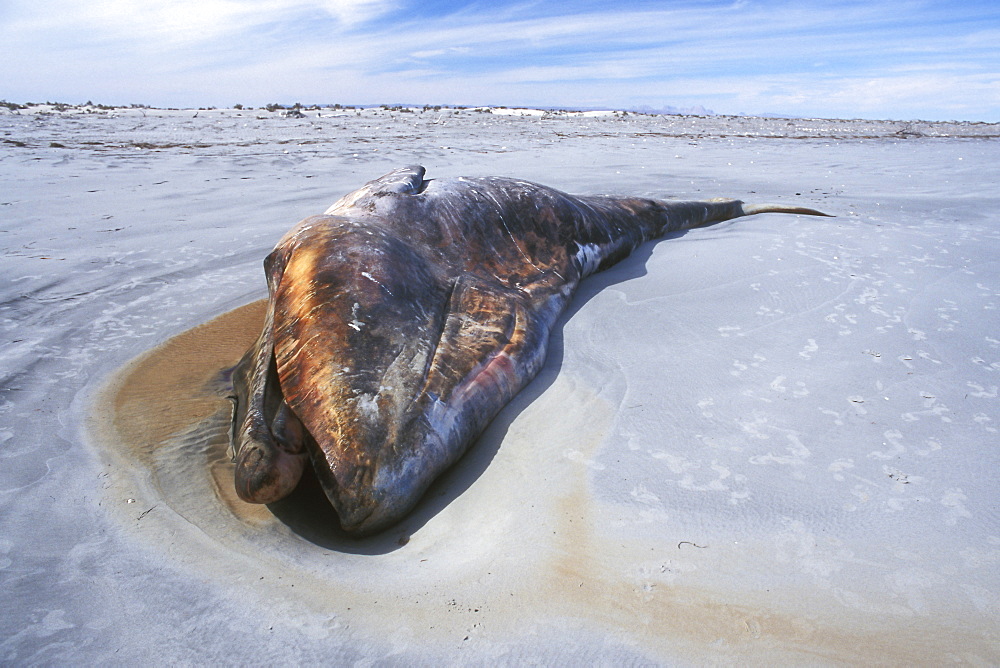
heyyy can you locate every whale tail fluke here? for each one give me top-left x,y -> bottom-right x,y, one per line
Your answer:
656,198 -> 833,236
740,203 -> 835,217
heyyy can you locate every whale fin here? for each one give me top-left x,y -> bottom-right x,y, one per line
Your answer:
362,164 -> 426,195
325,165 -> 426,214
421,277 -> 522,406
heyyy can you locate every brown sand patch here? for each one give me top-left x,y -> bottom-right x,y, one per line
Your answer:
111,299 -> 265,459
98,299 -> 273,525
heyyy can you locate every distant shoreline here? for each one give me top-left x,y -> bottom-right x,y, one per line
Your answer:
3,100 -> 999,128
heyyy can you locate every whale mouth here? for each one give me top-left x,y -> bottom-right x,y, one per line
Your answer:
229,345 -> 308,505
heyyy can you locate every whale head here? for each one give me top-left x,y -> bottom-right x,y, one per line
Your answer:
230,216 -> 528,535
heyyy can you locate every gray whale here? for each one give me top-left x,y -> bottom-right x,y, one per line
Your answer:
229,165 -> 831,535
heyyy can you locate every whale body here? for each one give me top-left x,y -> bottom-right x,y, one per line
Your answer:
228,165 -> 830,535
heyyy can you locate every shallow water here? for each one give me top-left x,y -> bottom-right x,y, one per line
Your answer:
2,107 -> 999,663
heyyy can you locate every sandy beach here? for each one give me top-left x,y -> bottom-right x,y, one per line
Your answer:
2,104 -> 999,663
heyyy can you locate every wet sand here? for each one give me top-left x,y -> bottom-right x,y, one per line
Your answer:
93,297 -> 993,665
2,105 -> 998,663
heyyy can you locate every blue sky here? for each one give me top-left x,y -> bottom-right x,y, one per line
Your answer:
2,0 -> 998,121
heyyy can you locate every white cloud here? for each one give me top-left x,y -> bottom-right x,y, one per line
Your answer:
4,0 -> 399,46
1,0 -> 997,121
315,0 -> 400,26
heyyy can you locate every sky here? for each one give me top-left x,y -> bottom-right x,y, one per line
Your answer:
1,0 -> 998,122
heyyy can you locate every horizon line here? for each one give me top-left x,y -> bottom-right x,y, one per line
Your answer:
4,99 -> 998,126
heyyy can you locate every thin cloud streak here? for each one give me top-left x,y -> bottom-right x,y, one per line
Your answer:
1,0 -> 997,120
